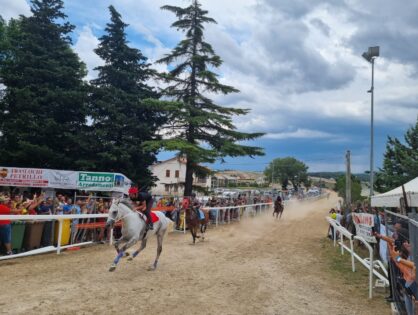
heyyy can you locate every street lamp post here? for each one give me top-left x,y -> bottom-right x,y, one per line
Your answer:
362,46 -> 379,198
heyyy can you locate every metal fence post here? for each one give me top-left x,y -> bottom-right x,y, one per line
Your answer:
57,219 -> 63,254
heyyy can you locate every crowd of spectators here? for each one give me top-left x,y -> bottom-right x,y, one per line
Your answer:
0,191 -> 115,255
327,200 -> 416,315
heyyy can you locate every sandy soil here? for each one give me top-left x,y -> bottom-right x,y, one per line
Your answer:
0,193 -> 389,315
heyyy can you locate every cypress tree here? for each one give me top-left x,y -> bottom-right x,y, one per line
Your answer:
0,0 -> 88,169
153,0 -> 264,196
89,6 -> 164,187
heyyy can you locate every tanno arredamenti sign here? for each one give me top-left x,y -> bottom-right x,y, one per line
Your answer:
0,167 -> 132,194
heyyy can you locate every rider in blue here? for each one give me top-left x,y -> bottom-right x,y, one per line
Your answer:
129,186 -> 154,230
190,192 -> 202,219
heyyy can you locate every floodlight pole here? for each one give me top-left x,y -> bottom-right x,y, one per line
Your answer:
362,46 -> 379,198
370,58 -> 375,198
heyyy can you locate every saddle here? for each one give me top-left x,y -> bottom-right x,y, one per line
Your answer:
136,211 -> 160,224
191,207 -> 205,220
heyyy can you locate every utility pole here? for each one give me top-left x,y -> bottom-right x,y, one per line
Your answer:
346,150 -> 351,208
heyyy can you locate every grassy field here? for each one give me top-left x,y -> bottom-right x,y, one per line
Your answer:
320,238 -> 390,308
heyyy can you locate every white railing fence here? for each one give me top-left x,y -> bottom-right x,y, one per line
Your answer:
326,217 -> 389,299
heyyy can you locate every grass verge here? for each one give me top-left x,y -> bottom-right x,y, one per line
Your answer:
320,237 -> 390,309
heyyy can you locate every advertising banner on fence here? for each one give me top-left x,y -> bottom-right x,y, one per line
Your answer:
0,167 -> 49,187
379,224 -> 388,264
77,172 -> 131,193
0,166 -> 131,194
49,170 -> 78,188
352,213 -> 377,243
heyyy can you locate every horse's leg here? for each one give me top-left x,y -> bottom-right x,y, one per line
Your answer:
195,224 -> 201,239
189,224 -> 196,244
150,232 -> 164,271
200,221 -> 207,241
109,237 -> 138,272
114,236 -> 124,253
279,210 -> 283,219
128,238 -> 147,261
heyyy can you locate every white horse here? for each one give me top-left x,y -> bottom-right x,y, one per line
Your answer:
105,198 -> 171,272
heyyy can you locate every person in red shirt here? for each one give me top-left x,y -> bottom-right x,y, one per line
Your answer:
0,195 -> 13,255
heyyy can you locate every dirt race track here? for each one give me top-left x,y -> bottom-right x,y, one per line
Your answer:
0,193 -> 389,315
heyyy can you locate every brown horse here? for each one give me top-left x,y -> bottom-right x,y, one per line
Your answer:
273,201 -> 284,219
185,206 -> 209,244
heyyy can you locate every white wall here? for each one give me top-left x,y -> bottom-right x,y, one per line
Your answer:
150,158 -> 211,196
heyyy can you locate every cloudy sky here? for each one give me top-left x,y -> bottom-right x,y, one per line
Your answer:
2,0 -> 417,173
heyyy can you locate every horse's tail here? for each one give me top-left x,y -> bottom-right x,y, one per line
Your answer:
164,216 -> 175,233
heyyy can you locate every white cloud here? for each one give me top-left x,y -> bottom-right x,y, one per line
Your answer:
264,129 -> 335,140
73,25 -> 103,81
0,0 -> 30,20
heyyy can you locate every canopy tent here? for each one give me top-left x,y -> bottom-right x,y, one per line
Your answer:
0,166 -> 132,194
371,177 -> 418,208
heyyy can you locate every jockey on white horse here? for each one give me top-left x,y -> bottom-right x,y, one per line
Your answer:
128,186 -> 154,230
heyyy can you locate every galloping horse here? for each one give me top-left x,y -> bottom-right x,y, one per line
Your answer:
273,199 -> 284,219
185,206 -> 209,244
105,199 -> 171,272
183,197 -> 209,244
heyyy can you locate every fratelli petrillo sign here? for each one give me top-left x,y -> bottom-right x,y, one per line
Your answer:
0,166 -> 131,194
78,172 -> 115,188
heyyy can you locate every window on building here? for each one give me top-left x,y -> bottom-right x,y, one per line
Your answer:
166,170 -> 170,177
175,170 -> 180,178
165,184 -> 170,192
197,176 -> 206,184
174,185 -> 178,192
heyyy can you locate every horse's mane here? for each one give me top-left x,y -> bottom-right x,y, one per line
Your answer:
118,199 -> 135,211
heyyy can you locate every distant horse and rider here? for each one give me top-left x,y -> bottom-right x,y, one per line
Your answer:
183,193 -> 209,244
105,188 -> 172,272
273,196 -> 284,219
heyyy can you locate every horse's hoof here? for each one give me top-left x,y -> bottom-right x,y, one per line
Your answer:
127,256 -> 133,261
147,266 -> 156,271
109,265 -> 116,272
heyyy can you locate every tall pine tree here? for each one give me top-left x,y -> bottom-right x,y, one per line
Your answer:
0,0 -> 88,169
89,6 -> 164,187
152,0 -> 264,196
375,117 -> 418,192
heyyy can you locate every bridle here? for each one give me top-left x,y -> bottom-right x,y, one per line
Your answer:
108,199 -> 136,223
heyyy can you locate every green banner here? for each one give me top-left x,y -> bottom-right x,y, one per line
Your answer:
78,172 -> 115,188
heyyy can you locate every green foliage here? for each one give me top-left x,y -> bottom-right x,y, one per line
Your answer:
335,174 -> 362,203
155,0 -> 264,196
88,6 -> 165,188
375,117 -> 418,192
264,157 -> 308,190
0,0 -> 89,169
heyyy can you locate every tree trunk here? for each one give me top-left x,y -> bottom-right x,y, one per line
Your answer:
184,159 -> 194,197
183,3 -> 198,199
